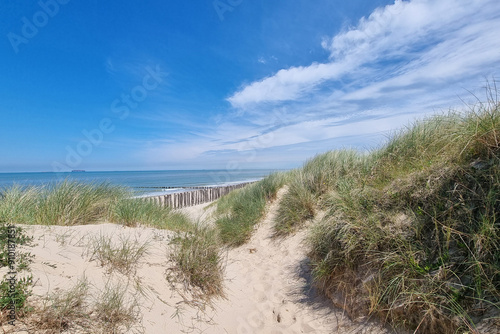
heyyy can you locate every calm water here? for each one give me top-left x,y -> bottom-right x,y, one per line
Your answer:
0,170 -> 280,196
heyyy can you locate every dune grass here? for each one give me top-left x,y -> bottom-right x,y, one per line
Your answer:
297,100 -> 500,332
168,224 -> 225,300
32,277 -> 140,333
93,280 -> 140,331
111,198 -> 192,231
33,277 -> 91,331
86,234 -> 150,275
0,180 -> 193,232
273,151 -> 372,236
214,172 -> 288,246
0,181 -> 128,226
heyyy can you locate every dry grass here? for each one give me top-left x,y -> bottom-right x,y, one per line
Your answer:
86,234 -> 149,275
28,277 -> 141,333
31,277 -> 91,332
274,92 -> 500,333
93,280 -> 141,332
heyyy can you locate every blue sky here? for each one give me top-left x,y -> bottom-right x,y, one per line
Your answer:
1,0 -> 499,172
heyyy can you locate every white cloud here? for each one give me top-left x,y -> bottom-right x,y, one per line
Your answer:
228,0 -> 500,108
227,62 -> 353,106
142,0 -> 500,168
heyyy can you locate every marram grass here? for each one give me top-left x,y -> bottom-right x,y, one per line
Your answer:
300,101 -> 500,333
0,181 -> 128,226
214,171 -> 288,246
0,180 -> 192,231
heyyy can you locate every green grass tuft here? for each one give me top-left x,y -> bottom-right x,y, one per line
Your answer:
168,224 -> 225,299
214,172 -> 287,246
0,181 -> 129,226
111,198 -> 192,231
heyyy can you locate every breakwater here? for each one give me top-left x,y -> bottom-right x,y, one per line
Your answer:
143,182 -> 253,209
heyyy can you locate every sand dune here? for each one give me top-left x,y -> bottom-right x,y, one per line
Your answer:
1,188 -> 396,333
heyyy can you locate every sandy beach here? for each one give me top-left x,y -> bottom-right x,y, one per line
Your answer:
0,187 -> 398,334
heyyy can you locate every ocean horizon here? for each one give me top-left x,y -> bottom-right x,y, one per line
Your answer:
0,169 -> 283,197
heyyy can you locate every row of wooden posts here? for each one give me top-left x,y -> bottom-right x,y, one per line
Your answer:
143,182 -> 253,209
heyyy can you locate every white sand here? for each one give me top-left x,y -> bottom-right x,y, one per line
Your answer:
1,189 -> 395,333
173,201 -> 216,224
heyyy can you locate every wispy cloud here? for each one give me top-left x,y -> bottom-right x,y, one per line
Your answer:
228,0 -> 500,108
142,0 -> 500,168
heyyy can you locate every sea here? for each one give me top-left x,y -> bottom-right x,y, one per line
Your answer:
0,169 -> 280,197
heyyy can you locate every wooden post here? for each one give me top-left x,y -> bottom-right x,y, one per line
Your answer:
141,182 -> 255,209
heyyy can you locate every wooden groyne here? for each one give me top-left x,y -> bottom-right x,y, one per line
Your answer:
143,182 -> 253,209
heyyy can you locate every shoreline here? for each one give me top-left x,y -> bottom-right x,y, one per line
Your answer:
0,170 -> 279,192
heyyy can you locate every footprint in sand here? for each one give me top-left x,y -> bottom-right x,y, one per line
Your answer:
272,303 -> 297,326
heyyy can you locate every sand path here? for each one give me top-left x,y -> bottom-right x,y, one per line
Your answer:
179,186 -> 396,334
1,188 -> 397,333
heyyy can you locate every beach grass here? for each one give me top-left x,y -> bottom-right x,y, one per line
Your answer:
93,280 -> 140,331
214,171 -> 288,246
31,277 -> 140,333
300,99 -> 500,332
0,181 -> 193,232
86,234 -> 150,275
273,150 -> 373,236
111,198 -> 192,231
33,277 -> 91,331
168,224 -> 225,299
0,181 -> 128,226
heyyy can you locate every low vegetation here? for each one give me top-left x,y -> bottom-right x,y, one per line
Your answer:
32,277 -> 91,331
0,181 -> 128,226
86,234 -> 150,275
214,172 -> 288,246
275,96 -> 500,332
31,277 -> 140,333
111,198 -> 192,231
93,280 -> 140,331
168,224 -> 225,300
0,220 -> 34,321
0,181 -> 193,232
